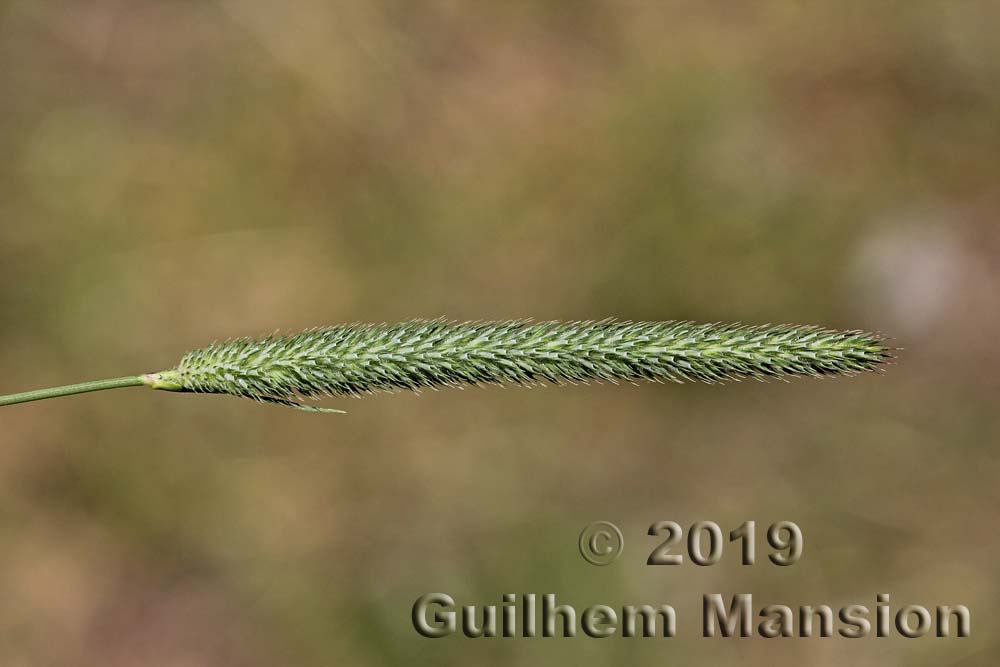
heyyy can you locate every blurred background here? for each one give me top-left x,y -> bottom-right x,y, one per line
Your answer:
1,1 -> 998,664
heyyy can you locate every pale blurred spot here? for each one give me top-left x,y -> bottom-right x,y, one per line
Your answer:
851,215 -> 964,337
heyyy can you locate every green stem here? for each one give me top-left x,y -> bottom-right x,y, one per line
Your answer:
0,376 -> 147,407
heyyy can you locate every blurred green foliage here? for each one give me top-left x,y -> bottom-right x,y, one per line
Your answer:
1,1 -> 998,665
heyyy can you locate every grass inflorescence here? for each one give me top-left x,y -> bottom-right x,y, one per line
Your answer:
0,319 -> 894,412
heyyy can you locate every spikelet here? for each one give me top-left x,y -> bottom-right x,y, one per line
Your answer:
143,320 -> 894,412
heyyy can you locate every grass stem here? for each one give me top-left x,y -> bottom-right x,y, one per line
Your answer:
0,376 -> 146,407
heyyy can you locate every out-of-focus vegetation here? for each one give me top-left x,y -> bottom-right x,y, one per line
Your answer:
1,2 -> 998,665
